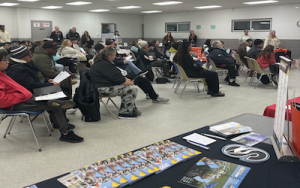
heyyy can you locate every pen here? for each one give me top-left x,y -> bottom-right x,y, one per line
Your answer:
187,140 -> 210,150
201,133 -> 226,141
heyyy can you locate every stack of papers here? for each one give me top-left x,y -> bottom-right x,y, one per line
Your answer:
231,133 -> 269,146
183,133 -> 216,145
209,122 -> 253,137
53,71 -> 70,83
35,91 -> 67,101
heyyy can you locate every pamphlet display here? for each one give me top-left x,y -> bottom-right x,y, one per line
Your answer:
231,133 -> 269,146
209,122 -> 253,137
178,157 -> 250,188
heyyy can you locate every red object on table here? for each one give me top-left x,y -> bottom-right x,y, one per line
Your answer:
263,97 -> 300,121
274,48 -> 288,54
191,47 -> 207,62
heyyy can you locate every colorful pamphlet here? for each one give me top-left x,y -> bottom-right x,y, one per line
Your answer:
178,157 -> 251,188
209,122 -> 253,137
231,132 -> 269,146
23,185 -> 38,188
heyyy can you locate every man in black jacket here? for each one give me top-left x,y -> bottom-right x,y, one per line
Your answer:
208,40 -> 240,87
247,39 -> 264,59
67,27 -> 80,42
50,26 -> 63,45
151,40 -> 164,59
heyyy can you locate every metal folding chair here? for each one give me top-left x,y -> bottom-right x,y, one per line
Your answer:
232,51 -> 246,73
207,57 -> 228,76
0,108 -> 52,152
99,95 -> 119,120
251,59 -> 274,89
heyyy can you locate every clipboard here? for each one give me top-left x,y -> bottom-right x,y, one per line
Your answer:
33,85 -> 62,96
131,71 -> 148,80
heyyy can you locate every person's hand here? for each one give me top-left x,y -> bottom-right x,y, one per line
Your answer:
123,57 -> 126,59
123,78 -> 134,85
157,58 -> 161,60
144,55 -> 149,60
53,82 -> 60,85
124,60 -> 127,64
126,53 -> 129,56
59,57 -> 63,59
70,73 -> 76,78
48,79 -> 53,83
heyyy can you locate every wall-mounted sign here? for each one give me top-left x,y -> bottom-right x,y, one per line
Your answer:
43,22 -> 50,27
33,23 -> 40,27
196,25 -> 201,30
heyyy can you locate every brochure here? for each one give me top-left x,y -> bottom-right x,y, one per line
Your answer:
178,157 -> 251,188
209,122 -> 253,137
231,133 -> 269,146
23,185 -> 38,188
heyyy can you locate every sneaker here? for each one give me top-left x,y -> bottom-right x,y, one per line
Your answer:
207,91 -> 213,95
71,80 -> 77,85
66,109 -> 77,114
224,76 -> 229,82
47,100 -> 76,110
152,97 -> 169,103
60,130 -> 84,143
118,113 -> 138,119
211,92 -> 225,97
133,108 -> 142,116
228,81 -> 240,87
68,123 -> 76,129
146,94 -> 150,99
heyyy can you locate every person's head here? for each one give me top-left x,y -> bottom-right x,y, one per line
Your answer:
115,31 -> 119,36
21,41 -> 28,46
269,30 -> 276,38
43,41 -> 59,55
10,45 -> 31,63
84,31 -> 89,36
167,32 -> 171,37
212,40 -> 222,49
0,50 -> 8,72
105,39 -> 113,47
34,40 -> 44,47
254,39 -> 264,48
94,47 -> 116,63
72,27 -> 76,32
258,45 -> 274,59
0,25 -> 5,32
70,37 -> 78,44
148,42 -> 155,50
174,41 -> 192,66
244,29 -> 249,35
55,26 -> 59,31
152,40 -> 159,47
246,38 -> 253,46
204,39 -> 211,46
94,43 -> 105,53
190,30 -> 195,36
138,41 -> 148,51
138,39 -> 142,42
131,41 -> 138,47
220,41 -> 225,48
239,42 -> 249,50
3,42 -> 10,50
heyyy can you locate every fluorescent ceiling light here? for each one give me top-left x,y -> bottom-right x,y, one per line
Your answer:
89,9 -> 110,12
243,1 -> 278,5
117,6 -> 141,9
66,1 -> 92,6
18,0 -> 40,2
0,3 -> 19,6
153,1 -> 183,6
42,6 -> 63,9
194,5 -> 222,9
142,10 -> 162,13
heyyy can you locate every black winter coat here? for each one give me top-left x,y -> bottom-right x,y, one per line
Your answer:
5,61 -> 53,93
208,48 -> 235,65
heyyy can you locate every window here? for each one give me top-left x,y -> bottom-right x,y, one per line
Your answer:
232,19 -> 272,32
166,22 -> 190,32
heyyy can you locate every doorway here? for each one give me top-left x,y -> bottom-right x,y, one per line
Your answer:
31,20 -> 53,42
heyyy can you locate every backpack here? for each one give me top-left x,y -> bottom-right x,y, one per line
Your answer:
73,69 -> 101,122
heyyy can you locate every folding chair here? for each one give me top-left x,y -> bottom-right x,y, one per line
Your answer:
244,57 -> 256,84
251,59 -> 274,89
174,63 -> 206,98
0,108 -> 52,152
172,63 -> 181,92
232,51 -> 246,73
207,57 -> 228,76
99,95 -> 119,120
130,51 -> 137,61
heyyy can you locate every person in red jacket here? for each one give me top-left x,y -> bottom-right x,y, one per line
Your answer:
256,45 -> 278,85
0,49 -> 83,143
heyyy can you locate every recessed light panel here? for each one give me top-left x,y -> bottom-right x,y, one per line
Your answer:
194,5 -> 222,9
66,1 -> 92,6
117,6 -> 141,9
89,9 -> 110,12
153,1 -> 183,6
18,0 -> 40,2
142,10 -> 163,13
0,3 -> 20,6
42,6 -> 63,9
243,1 -> 278,5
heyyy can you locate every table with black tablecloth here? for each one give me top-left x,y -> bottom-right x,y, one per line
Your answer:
30,114 -> 300,188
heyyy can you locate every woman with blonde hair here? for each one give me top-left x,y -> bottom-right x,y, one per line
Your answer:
263,30 -> 280,49
57,39 -> 78,73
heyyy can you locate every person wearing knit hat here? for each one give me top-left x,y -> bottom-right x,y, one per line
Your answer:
138,40 -> 147,49
247,39 -> 264,59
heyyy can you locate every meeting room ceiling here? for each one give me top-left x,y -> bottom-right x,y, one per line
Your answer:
1,0 -> 299,14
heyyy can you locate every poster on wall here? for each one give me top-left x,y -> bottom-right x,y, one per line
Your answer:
43,23 -> 50,27
196,25 -> 201,30
33,23 -> 40,27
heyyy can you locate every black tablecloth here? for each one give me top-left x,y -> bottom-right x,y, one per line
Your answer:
33,126 -> 300,188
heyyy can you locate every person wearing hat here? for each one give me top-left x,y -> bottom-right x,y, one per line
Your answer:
0,50 -> 84,143
31,41 -> 75,99
138,40 -> 170,78
0,25 -> 10,43
247,39 -> 264,59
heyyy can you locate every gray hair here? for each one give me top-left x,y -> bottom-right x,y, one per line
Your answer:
212,40 -> 221,48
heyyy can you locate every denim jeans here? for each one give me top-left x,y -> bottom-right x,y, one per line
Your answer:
55,64 -> 64,72
124,60 -> 141,74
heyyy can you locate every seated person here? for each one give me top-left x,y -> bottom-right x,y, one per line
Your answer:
169,41 -> 182,62
150,40 -> 174,70
201,39 -> 212,54
138,41 -> 170,78
70,37 -> 93,68
246,38 -> 253,52
90,47 -> 141,119
31,41 -> 75,99
59,39 -> 78,73
93,44 -> 169,103
256,45 -> 278,84
236,42 -> 249,67
247,39 -> 264,59
208,41 -> 240,87
130,41 -> 139,60
0,50 -> 83,143
106,39 -> 142,75
173,42 -> 224,97
0,42 -> 11,54
220,41 -> 231,54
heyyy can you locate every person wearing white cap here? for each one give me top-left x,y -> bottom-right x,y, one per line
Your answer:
0,25 -> 10,43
